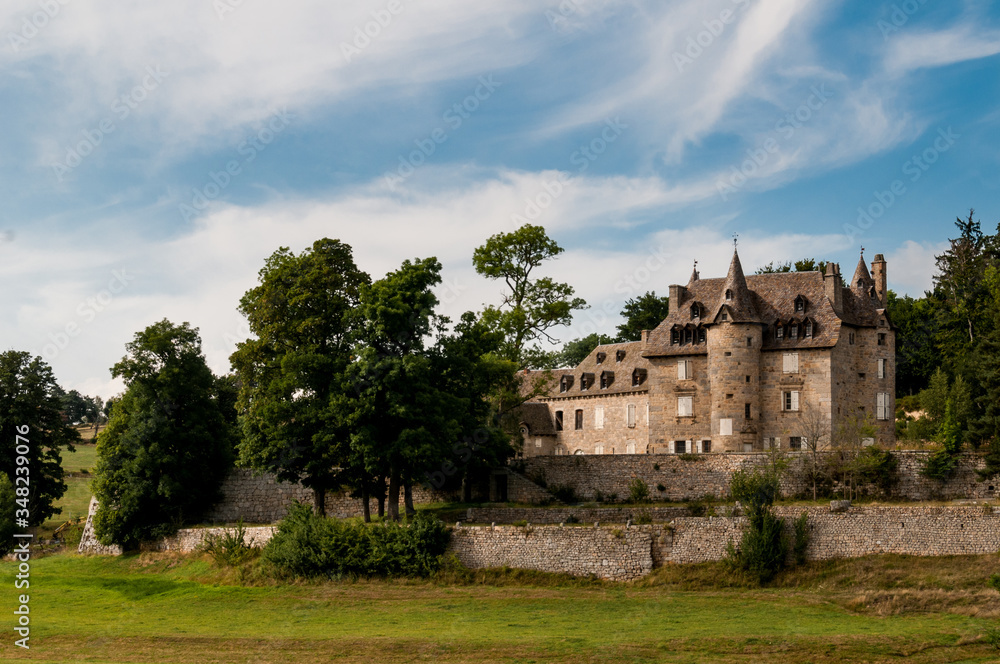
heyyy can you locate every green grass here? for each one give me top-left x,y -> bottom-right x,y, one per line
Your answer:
62,442 -> 98,474
2,553 -> 999,663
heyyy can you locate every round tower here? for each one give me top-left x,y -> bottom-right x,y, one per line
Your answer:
708,248 -> 762,452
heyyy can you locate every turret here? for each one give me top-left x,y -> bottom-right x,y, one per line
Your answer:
871,253 -> 887,306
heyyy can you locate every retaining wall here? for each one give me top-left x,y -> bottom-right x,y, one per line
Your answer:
466,505 -> 692,524
518,452 -> 993,503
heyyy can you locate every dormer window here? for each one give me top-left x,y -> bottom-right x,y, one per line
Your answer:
671,329 -> 679,345
600,371 -> 614,389
790,324 -> 798,339
559,375 -> 573,393
698,327 -> 706,344
721,311 -> 728,321
776,325 -> 784,340
616,349 -> 626,362
631,368 -> 647,386
691,303 -> 700,319
804,320 -> 813,338
684,328 -> 693,344
794,296 -> 806,313
596,352 -> 606,364
725,289 -> 733,301
580,373 -> 593,390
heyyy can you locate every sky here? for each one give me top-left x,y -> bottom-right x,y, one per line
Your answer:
1,0 -> 998,400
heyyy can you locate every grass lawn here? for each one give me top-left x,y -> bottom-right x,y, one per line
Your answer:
2,553 -> 1000,663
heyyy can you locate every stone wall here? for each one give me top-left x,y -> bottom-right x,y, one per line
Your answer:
466,505 -> 691,525
519,451 -> 994,503
146,525 -> 278,553
448,525 -> 653,581
77,496 -> 122,556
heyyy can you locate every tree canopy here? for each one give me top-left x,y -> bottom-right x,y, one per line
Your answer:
615,291 -> 670,342
0,351 -> 77,526
93,320 -> 234,548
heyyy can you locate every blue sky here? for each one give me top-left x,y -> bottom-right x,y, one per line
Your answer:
1,0 -> 998,399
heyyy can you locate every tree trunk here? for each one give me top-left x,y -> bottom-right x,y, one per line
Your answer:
377,475 -> 386,518
387,464 -> 400,522
314,487 -> 327,517
403,479 -> 415,518
463,468 -> 473,503
362,484 -> 371,523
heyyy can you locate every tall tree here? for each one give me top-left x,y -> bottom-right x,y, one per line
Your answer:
755,258 -> 827,275
556,333 -> 615,367
347,257 -> 460,520
886,290 -> 940,396
615,291 -> 670,342
473,224 -> 587,366
0,351 -> 77,525
92,321 -> 234,548
230,238 -> 370,515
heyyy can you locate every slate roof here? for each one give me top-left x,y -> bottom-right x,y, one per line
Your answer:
518,401 -> 557,435
530,341 -> 652,400
643,252 -> 887,358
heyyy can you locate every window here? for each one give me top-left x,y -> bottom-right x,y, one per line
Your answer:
720,418 -> 733,435
581,373 -> 593,390
684,328 -> 693,344
782,352 -> 799,374
691,303 -> 700,319
698,328 -> 707,343
595,444 -> 605,455
677,396 -> 693,417
747,336 -> 753,347
776,325 -> 784,340
878,358 -> 887,379
745,403 -> 751,419
878,333 -> 887,346
559,375 -> 573,393
595,406 -> 604,429
534,438 -> 541,448
574,449 -> 584,455
677,397 -> 694,417
626,441 -> 636,454
790,324 -> 798,338
632,368 -> 647,386
849,332 -> 856,345
877,392 -> 891,420
627,403 -> 637,428
616,349 -> 626,362
674,440 -> 687,454
600,371 -> 613,389
574,409 -> 583,430
783,390 -> 800,412
671,329 -> 679,345
677,359 -> 692,380
701,440 -> 712,453
725,289 -> 733,300
862,437 -> 875,447
805,320 -> 813,338
724,351 -> 732,357
555,411 -> 563,431
789,436 -> 802,450
596,352 -> 606,364
794,296 -> 805,313
721,311 -> 729,321
746,375 -> 751,383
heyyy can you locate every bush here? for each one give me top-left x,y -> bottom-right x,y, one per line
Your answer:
548,484 -> 578,504
922,448 -> 959,482
656,483 -> 666,492
856,447 -> 900,495
594,490 -> 605,503
793,511 -> 810,565
564,514 -> 579,524
262,502 -> 450,579
202,521 -> 259,567
725,467 -> 788,585
0,474 -> 14,556
686,495 -> 716,517
627,479 -> 650,503
989,573 -> 1000,592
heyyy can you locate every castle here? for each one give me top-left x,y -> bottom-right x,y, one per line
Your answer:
518,248 -> 895,455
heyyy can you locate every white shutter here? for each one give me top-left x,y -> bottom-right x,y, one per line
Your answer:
627,403 -> 636,428
677,359 -> 691,380
678,396 -> 693,417
878,359 -> 887,379
791,391 -> 800,411
783,352 -> 799,374
595,406 -> 604,429
720,418 -> 733,435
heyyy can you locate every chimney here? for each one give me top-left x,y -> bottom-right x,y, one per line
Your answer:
668,284 -> 684,315
824,262 -> 842,315
871,254 -> 887,305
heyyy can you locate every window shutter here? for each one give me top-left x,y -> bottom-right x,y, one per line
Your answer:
791,391 -> 800,411
627,403 -> 636,428
595,406 -> 604,429
783,352 -> 799,373
677,396 -> 693,417
677,359 -> 690,380
720,418 -> 733,435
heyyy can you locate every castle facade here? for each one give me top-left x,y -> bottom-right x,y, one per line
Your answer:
518,249 -> 895,455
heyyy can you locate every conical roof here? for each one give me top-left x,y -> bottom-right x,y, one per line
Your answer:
851,253 -> 872,291
714,249 -> 759,322
688,260 -> 700,285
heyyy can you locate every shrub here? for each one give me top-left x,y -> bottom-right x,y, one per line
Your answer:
656,483 -> 666,492
988,573 -> 1000,592
548,484 -> 578,504
628,479 -> 650,503
564,514 -> 579,524
792,511 -> 810,565
202,521 -> 259,567
686,495 -> 716,517
922,448 -> 959,482
633,509 -> 652,524
725,467 -> 788,584
262,502 -> 450,579
653,463 -> 660,471
855,447 -> 900,495
678,453 -> 703,462
0,474 -> 14,556
594,490 -> 605,503
512,520 -> 528,527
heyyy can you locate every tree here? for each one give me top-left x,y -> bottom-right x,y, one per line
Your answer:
725,465 -> 788,584
230,238 -> 370,516
347,257 -> 461,521
615,291 -> 670,342
92,320 -> 234,548
0,351 -> 77,525
886,290 -> 940,396
0,473 -> 15,556
473,224 -> 587,366
833,409 -> 877,500
554,333 -> 615,368
795,401 -> 829,500
755,258 -> 827,275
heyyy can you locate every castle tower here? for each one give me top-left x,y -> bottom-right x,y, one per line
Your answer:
852,252 -> 873,297
707,249 -> 762,452
870,253 -> 887,306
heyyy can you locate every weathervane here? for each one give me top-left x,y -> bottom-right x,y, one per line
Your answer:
733,233 -> 739,249
860,245 -> 865,257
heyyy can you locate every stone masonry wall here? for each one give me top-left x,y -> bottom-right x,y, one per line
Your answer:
520,451 -> 993,503
466,505 -> 691,525
448,525 -> 653,581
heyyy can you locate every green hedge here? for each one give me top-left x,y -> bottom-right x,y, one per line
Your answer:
262,503 -> 450,579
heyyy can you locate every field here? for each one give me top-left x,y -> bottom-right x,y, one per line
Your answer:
3,552 -> 1000,663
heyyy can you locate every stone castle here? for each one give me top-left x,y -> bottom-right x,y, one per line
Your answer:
518,248 -> 895,456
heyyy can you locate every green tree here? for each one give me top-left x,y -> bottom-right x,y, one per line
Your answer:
0,351 -> 77,525
920,367 -> 951,426
755,258 -> 826,275
555,333 -> 615,367
93,320 -> 234,548
230,238 -> 370,516
348,258 -> 461,520
472,224 -> 587,366
725,466 -> 788,584
615,291 -> 670,342
0,473 -> 14,556
886,290 -> 940,396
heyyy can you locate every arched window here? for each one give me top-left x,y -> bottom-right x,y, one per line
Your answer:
691,303 -> 700,319
794,296 -> 806,313
725,289 -> 733,301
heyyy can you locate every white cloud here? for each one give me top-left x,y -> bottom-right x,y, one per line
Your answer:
885,24 -> 1000,74
884,239 -> 945,297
